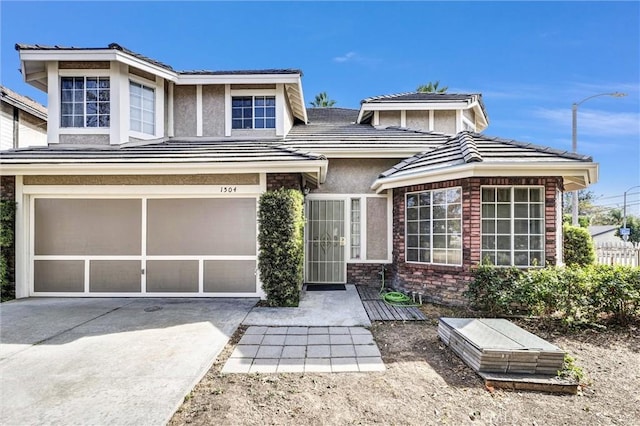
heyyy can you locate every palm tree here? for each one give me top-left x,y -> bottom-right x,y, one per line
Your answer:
416,81 -> 448,93
310,92 -> 336,107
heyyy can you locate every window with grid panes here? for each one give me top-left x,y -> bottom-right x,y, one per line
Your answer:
130,81 -> 155,135
231,96 -> 275,129
405,187 -> 462,265
61,77 -> 110,128
481,187 -> 544,266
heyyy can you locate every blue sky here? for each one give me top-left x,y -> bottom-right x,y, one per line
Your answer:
1,1 -> 639,214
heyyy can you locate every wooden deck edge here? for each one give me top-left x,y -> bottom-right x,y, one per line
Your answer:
479,372 -> 579,394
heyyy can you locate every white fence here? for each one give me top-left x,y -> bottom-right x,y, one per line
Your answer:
595,242 -> 640,267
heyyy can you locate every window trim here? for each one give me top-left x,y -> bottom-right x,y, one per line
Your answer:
480,185 -> 546,267
129,79 -> 156,136
231,95 -> 276,130
404,187 -> 463,267
60,76 -> 111,129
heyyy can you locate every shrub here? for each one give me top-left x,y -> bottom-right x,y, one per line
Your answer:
563,224 -> 595,266
0,200 -> 16,301
466,262 -> 640,326
257,188 -> 304,307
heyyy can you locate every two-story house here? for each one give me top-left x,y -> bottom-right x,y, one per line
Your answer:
0,43 -> 598,305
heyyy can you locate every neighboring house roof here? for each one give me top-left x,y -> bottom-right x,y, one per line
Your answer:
0,85 -> 47,120
589,225 -> 618,237
372,131 -> 597,192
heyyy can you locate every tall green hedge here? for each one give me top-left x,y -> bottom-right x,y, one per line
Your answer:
0,200 -> 16,301
563,224 -> 595,266
258,188 -> 304,307
466,263 -> 640,326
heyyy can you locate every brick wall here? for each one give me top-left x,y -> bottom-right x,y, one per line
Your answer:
346,263 -> 389,286
391,176 -> 563,306
266,173 -> 302,191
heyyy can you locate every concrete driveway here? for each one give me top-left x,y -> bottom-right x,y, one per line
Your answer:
0,297 -> 257,426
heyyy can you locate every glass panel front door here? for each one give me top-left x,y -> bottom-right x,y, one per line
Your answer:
306,199 -> 346,283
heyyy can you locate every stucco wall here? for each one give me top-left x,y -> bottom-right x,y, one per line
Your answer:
433,110 -> 457,134
174,85 -> 197,137
231,129 -> 277,138
366,197 -> 388,260
24,174 -> 260,186
391,176 -> 563,306
314,158 -> 398,194
378,111 -> 400,128
406,110 -> 429,131
202,85 -> 225,136
463,108 -> 474,122
59,134 -> 110,145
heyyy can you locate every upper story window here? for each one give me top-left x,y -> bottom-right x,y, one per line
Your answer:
232,96 -> 275,129
481,187 -> 544,267
130,81 -> 155,135
406,187 -> 462,265
61,77 -> 110,128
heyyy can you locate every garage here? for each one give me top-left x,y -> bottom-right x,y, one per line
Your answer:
32,196 -> 259,297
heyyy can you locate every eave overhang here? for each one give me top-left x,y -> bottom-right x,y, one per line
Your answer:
371,161 -> 599,194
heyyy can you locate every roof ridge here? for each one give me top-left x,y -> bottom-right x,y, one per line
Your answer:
457,131 -> 483,163
477,133 -> 593,161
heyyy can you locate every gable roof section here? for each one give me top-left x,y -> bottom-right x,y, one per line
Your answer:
357,92 -> 489,130
372,131 -> 598,193
15,43 -> 307,123
0,85 -> 47,120
0,138 -> 327,182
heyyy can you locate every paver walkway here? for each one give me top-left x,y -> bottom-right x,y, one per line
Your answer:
222,326 -> 385,373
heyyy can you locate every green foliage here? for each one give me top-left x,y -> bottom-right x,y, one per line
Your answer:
615,215 -> 640,243
0,200 -> 16,301
467,263 -> 640,327
258,188 -> 304,307
562,214 -> 589,228
563,224 -> 595,266
416,81 -> 448,93
557,354 -> 585,383
309,92 -> 336,107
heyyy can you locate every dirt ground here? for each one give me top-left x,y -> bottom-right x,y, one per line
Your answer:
169,304 -> 640,426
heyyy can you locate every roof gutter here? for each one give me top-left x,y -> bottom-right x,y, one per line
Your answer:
371,161 -> 599,193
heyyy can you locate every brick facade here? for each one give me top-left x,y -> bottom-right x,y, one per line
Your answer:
391,176 -> 563,305
266,173 -> 303,191
346,263 -> 389,287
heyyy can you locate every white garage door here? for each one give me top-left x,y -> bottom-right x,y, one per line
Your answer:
31,197 -> 259,296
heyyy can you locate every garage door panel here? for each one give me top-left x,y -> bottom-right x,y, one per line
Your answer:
204,260 -> 257,293
146,260 -> 199,293
90,261 -> 141,293
146,198 -> 256,256
34,260 -> 84,292
34,199 -> 141,256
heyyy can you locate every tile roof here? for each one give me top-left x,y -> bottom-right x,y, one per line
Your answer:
379,131 -> 593,179
15,43 -> 302,77
0,138 -> 324,164
361,92 -> 480,104
284,124 -> 448,155
306,108 -> 359,124
0,85 -> 47,119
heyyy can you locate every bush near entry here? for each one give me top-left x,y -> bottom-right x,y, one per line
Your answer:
466,263 -> 640,326
258,188 -> 304,307
0,200 -> 16,301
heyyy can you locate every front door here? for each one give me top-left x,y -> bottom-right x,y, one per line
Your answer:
305,199 -> 346,283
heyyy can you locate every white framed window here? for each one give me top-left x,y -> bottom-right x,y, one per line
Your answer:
350,198 -> 361,259
130,81 -> 155,135
405,187 -> 462,265
232,96 -> 275,129
481,186 -> 545,267
61,77 -> 110,128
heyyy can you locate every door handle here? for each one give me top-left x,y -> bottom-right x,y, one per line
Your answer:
339,237 -> 346,246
